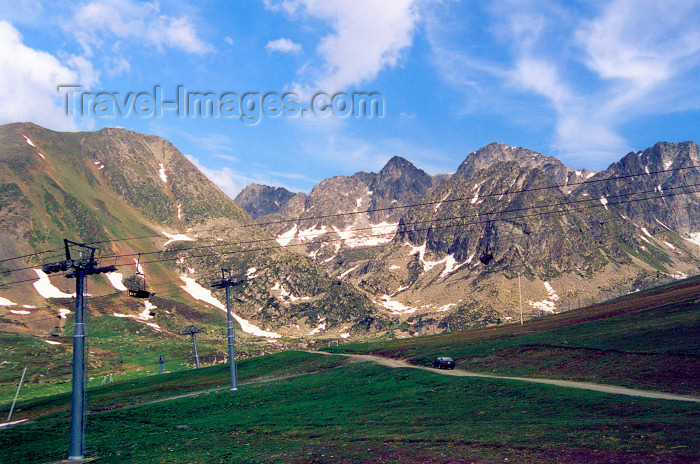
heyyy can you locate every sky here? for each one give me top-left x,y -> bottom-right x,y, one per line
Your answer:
0,0 -> 699,198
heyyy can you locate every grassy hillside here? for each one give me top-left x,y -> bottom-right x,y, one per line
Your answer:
0,280 -> 698,463
0,352 -> 697,464
325,276 -> 700,395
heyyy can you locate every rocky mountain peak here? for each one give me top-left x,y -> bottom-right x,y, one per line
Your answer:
456,143 -> 561,179
235,184 -> 296,219
369,156 -> 434,223
380,155 -> 415,173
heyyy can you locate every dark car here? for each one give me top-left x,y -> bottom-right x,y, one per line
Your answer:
432,356 -> 455,370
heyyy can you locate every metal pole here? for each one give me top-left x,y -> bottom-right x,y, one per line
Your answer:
7,367 -> 27,422
192,332 -> 200,369
518,272 -> 523,333
68,268 -> 86,461
225,286 -> 238,391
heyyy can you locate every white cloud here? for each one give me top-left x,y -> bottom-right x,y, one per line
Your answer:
184,153 -> 247,198
0,20 -> 88,130
69,0 -> 212,57
578,0 -> 700,88
265,0 -> 421,92
265,37 -> 302,54
425,0 -> 700,166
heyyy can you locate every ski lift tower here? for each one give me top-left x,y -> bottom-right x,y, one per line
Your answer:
42,239 -> 116,462
211,269 -> 245,391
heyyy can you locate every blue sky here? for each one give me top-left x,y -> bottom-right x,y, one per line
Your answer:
1,0 -> 699,197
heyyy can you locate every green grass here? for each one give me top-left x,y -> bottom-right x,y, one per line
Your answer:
0,276 -> 698,462
0,351 -> 350,424
0,356 -> 697,464
324,276 -> 700,395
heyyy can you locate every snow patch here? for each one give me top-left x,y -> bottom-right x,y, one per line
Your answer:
664,160 -> 673,169
22,135 -> 35,147
641,227 -> 653,238
43,340 -> 61,345
684,232 -> 700,247
180,275 -> 281,338
105,272 -> 127,291
380,295 -> 417,314
389,265 -> 401,270
162,231 -> 194,247
309,318 -> 326,335
10,310 -> 31,315
600,197 -> 609,210
662,241 -> 677,250
337,266 -> 357,279
0,296 -> 17,306
405,244 -> 463,276
528,281 -> 559,313
434,192 -> 451,212
159,163 -> 167,183
246,268 -> 259,279
59,308 -> 71,319
32,269 -> 75,298
275,283 -> 309,302
298,224 -> 328,242
113,312 -> 161,332
276,224 -> 298,246
177,204 -> 182,220
332,222 -> 397,248
133,258 -> 145,275
439,254 -> 463,278
437,303 -> 456,312
140,301 -> 157,319
654,219 -> 671,230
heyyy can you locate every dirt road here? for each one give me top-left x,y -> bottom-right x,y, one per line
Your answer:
314,352 -> 700,403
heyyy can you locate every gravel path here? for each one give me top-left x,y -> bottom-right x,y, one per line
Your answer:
316,352 -> 700,403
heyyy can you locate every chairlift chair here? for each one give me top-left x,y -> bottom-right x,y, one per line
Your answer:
479,221 -> 494,265
127,254 -> 152,299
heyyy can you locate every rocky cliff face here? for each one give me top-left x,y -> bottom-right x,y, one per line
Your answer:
238,142 -> 700,333
234,184 -> 296,219
573,142 -> 700,236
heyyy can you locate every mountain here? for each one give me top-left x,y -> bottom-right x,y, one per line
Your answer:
238,142 -> 700,333
246,156 -> 446,263
3,122 -> 697,344
573,142 -> 700,236
234,184 -> 296,219
0,122 -> 385,345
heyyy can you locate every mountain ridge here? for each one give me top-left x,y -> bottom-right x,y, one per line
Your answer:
0,122 -> 386,343
236,140 -> 700,332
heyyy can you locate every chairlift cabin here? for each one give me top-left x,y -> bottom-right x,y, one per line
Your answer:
127,254 -> 152,299
479,251 -> 494,265
127,273 -> 152,298
479,222 -> 494,265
